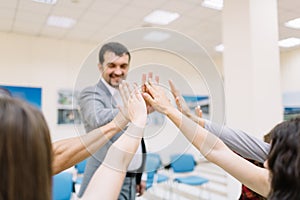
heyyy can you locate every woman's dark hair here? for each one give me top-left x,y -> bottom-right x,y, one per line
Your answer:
267,117 -> 300,200
0,87 -> 12,98
0,98 -> 53,200
98,42 -> 131,64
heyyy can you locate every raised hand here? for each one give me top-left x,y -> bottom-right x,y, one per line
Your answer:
142,79 -> 173,115
169,80 -> 205,127
141,72 -> 159,114
195,105 -> 203,118
119,80 -> 147,128
168,80 -> 193,117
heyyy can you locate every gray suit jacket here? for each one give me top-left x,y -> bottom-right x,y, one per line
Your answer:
77,80 -> 146,197
205,120 -> 270,163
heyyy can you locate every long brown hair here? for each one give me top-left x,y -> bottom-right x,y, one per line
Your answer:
267,117 -> 300,200
0,97 -> 53,200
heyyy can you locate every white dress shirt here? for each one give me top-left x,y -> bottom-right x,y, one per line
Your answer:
101,78 -> 143,171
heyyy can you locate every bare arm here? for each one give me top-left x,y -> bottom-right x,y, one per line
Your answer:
81,81 -> 147,200
169,79 -> 270,163
52,112 -> 128,174
81,124 -> 144,200
143,80 -> 270,197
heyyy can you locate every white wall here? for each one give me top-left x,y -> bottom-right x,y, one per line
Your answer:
73,46 -> 212,162
281,49 -> 300,93
0,32 -> 96,141
214,49 -> 300,101
2,32 -> 300,199
2,32 -> 300,140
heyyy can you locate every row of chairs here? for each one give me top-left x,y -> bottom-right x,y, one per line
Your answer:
145,153 -> 210,199
53,153 -> 210,200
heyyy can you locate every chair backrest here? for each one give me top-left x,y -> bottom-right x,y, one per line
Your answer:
75,159 -> 87,174
146,153 -> 163,189
146,153 -> 162,172
170,154 -> 196,173
52,172 -> 73,200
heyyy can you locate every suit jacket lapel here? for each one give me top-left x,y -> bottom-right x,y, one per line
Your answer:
97,80 -> 118,107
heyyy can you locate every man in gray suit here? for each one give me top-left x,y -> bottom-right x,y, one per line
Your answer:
78,42 -> 147,199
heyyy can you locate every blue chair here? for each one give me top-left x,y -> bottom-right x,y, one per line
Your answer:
170,154 -> 209,199
74,159 -> 87,185
75,159 -> 87,174
52,171 -> 73,200
146,153 -> 169,190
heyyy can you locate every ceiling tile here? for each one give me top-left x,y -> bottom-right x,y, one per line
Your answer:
55,0 -> 94,9
18,0 -> 53,14
89,1 -> 126,14
0,0 -> 18,9
79,10 -> 111,24
51,7 -> 84,19
115,5 -> 153,20
127,0 -> 166,8
184,6 -> 220,20
40,26 -> 68,38
13,21 -> 42,35
0,0 -> 299,57
15,10 -> 48,23
160,0 -> 195,14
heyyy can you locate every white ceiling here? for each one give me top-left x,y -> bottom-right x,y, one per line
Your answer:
0,0 -> 300,57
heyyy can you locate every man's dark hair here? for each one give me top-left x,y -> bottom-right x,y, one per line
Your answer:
98,42 -> 131,64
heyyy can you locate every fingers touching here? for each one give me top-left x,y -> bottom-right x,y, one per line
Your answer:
119,81 -> 147,127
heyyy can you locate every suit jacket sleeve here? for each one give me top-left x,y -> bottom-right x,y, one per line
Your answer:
204,120 -> 270,163
79,85 -> 118,130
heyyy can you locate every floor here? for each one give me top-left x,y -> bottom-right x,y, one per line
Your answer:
71,161 -> 232,200
137,161 -> 230,200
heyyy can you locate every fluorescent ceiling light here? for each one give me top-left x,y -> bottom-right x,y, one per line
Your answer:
278,37 -> 300,48
47,16 -> 76,28
143,31 -> 170,42
202,0 -> 223,10
32,0 -> 57,4
215,44 -> 224,52
143,10 -> 180,25
285,18 -> 300,29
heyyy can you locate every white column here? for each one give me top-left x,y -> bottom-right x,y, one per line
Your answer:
222,0 -> 282,138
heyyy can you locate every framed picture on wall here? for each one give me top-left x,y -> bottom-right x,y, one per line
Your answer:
57,109 -> 81,124
284,107 -> 300,120
283,91 -> 300,121
57,89 -> 81,125
0,85 -> 42,109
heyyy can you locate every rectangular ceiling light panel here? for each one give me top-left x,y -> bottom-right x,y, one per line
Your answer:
143,10 -> 180,25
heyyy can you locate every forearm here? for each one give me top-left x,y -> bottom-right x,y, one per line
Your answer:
165,107 -> 224,156
204,120 -> 270,163
210,147 -> 270,197
165,107 -> 270,197
103,124 -> 144,171
190,115 -> 269,162
81,124 -> 144,200
186,113 -> 205,128
52,114 -> 128,174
